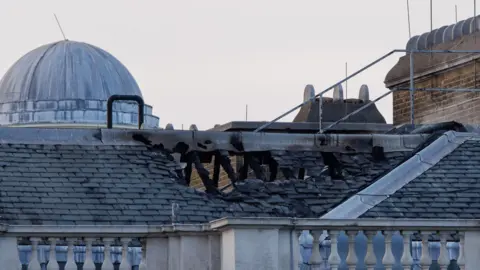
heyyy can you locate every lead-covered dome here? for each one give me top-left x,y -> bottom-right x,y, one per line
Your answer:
0,40 -> 159,127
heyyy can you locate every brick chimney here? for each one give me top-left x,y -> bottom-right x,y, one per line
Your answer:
386,16 -> 480,125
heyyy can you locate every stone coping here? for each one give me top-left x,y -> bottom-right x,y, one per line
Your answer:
3,217 -> 480,237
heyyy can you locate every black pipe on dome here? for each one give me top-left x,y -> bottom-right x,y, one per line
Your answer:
107,95 -> 145,129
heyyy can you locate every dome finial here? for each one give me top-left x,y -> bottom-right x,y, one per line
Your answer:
53,14 -> 68,41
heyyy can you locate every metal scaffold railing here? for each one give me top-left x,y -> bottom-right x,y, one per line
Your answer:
253,49 -> 480,134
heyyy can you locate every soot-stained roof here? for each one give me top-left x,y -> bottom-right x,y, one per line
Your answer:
223,151 -> 410,217
0,127 -> 427,225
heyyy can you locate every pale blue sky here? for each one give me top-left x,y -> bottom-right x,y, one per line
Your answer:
0,0 -> 477,129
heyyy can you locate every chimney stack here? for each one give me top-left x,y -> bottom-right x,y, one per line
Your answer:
333,84 -> 344,101
359,84 -> 370,102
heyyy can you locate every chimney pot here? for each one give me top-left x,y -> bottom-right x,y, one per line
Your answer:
189,124 -> 199,131
333,84 -> 344,101
303,84 -> 315,102
359,84 -> 370,101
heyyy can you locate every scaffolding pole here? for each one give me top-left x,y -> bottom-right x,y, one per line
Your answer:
395,87 -> 480,92
409,51 -> 415,126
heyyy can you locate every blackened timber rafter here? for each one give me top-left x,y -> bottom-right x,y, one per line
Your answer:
216,150 -> 237,185
184,151 -> 219,194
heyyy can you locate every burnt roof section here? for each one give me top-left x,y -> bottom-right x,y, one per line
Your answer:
361,136 -> 480,219
224,150 -> 410,216
0,127 -> 428,225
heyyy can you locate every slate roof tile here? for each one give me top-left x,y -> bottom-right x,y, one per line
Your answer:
224,151 -> 410,217
362,139 -> 480,219
0,140 -> 412,225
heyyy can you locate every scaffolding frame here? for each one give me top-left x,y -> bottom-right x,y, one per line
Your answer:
253,49 -> 480,133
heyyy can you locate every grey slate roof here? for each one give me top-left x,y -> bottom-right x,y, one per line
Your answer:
0,143 -> 410,225
201,148 -> 412,217
0,143 -> 228,225
0,127 -> 421,225
225,151 -> 409,217
361,137 -> 480,219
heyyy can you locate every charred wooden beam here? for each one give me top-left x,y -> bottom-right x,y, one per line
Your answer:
281,168 -> 295,180
249,156 -> 266,181
239,154 -> 250,180
185,152 -> 219,194
212,154 -> 221,188
298,168 -> 305,179
321,152 -> 343,179
268,157 -> 278,182
184,157 -> 193,186
217,150 -> 237,184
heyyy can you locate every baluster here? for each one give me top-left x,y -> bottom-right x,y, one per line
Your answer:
119,238 -> 131,270
101,238 -> 115,270
364,231 -> 377,270
83,238 -> 96,270
292,231 -> 301,269
309,230 -> 323,267
382,231 -> 395,270
46,238 -> 59,270
400,231 -> 414,270
28,237 -> 42,270
456,233 -> 465,270
437,232 -> 450,270
17,237 -> 22,270
345,231 -> 358,270
64,238 -> 77,270
327,230 -> 341,270
419,232 -> 432,270
138,238 -> 147,270
299,230 -> 313,269
319,232 -> 331,269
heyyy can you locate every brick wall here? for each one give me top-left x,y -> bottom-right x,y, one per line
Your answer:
393,60 -> 480,125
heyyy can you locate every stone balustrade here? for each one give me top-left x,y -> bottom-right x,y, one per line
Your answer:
0,218 -> 479,270
210,218 -> 480,270
0,223 -> 220,270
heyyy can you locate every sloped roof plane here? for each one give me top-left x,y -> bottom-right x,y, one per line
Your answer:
326,131 -> 480,219
0,127 -> 428,225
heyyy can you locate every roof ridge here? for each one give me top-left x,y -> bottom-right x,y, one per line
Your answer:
321,131 -> 473,219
